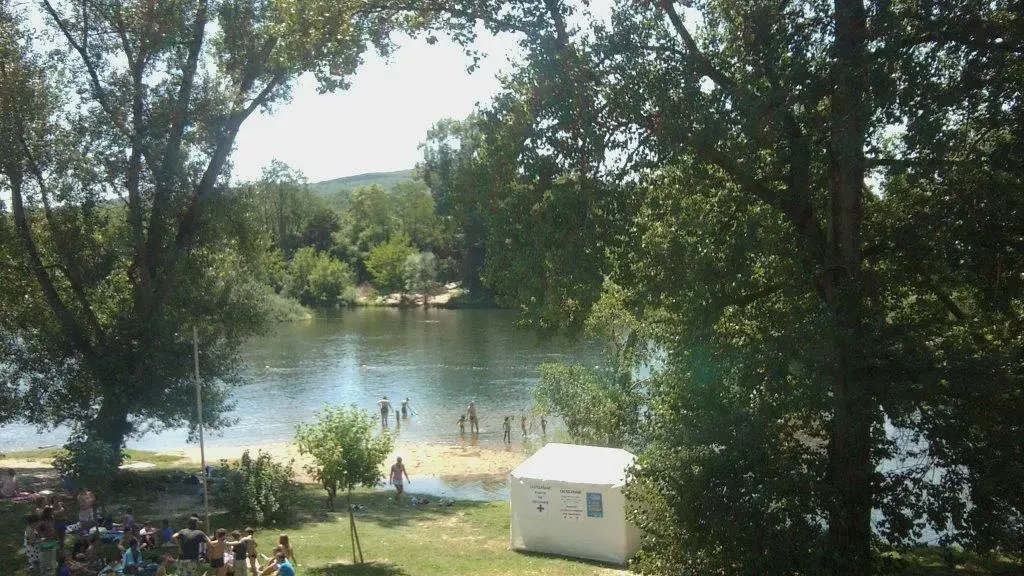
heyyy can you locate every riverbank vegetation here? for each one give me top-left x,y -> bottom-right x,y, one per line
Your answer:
1,0 -> 1021,574
229,161 -> 476,312
415,1 -> 1024,575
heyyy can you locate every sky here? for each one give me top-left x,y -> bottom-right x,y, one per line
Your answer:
230,28 -> 523,184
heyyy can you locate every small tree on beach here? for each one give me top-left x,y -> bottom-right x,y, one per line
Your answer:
295,404 -> 393,563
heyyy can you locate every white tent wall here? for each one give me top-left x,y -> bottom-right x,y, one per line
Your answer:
508,443 -> 642,565
509,477 -> 633,564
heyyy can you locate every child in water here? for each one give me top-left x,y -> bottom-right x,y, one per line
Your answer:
456,414 -> 466,434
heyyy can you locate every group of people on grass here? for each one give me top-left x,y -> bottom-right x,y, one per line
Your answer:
17,485 -> 297,576
163,516 -> 297,576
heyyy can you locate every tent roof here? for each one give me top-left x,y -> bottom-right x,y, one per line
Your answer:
510,443 -> 635,486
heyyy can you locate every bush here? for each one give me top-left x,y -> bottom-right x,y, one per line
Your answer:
403,251 -> 440,296
365,233 -> 415,294
295,405 -> 393,510
286,247 -> 356,308
219,450 -> 298,526
53,437 -> 123,496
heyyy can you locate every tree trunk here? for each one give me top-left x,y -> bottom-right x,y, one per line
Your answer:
87,392 -> 132,460
346,488 -> 363,564
826,0 -> 871,572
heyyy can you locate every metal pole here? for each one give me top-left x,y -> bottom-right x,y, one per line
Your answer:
193,325 -> 210,531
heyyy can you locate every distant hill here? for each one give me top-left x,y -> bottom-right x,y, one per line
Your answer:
310,169 -> 418,198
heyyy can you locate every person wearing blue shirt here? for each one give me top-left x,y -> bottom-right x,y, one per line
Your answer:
274,550 -> 296,576
122,536 -> 144,574
159,519 -> 174,545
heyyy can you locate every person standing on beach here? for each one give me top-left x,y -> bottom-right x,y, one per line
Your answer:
390,457 -> 411,501
519,412 -> 528,438
467,401 -> 479,434
377,396 -> 392,428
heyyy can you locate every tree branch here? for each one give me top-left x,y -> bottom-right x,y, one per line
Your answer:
695,140 -> 827,262
40,0 -> 123,130
20,136 -> 105,342
147,0 -> 209,277
5,162 -> 99,367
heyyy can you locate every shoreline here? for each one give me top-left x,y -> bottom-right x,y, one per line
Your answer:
0,439 -> 531,483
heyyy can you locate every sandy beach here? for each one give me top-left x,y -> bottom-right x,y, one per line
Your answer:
167,440 -> 529,482
0,440 -> 530,484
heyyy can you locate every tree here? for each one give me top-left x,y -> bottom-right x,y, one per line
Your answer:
0,0 -> 480,468
403,251 -> 440,298
295,405 -> 393,564
425,0 -> 1023,572
391,181 -> 444,252
534,283 -> 648,448
333,185 -> 396,278
365,233 -> 416,295
286,247 -> 355,308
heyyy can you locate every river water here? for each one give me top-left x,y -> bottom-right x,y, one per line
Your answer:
0,308 -> 595,453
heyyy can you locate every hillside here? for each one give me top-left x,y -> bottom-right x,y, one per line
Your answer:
310,168 -> 417,197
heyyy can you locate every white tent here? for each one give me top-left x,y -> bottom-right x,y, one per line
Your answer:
509,443 -> 641,565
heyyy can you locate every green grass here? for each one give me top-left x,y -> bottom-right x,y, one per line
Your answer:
1,457 -> 624,576
0,447 -> 189,470
2,455 -> 1021,576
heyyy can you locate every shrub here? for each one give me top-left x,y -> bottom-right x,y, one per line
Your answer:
219,450 -> 297,526
286,247 -> 355,308
295,405 -> 392,510
52,437 -> 123,496
403,251 -> 440,296
365,233 -> 415,294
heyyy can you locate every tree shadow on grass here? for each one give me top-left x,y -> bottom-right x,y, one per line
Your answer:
512,549 -> 628,571
305,561 -> 410,576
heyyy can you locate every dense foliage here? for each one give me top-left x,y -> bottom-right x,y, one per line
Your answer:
0,0 -> 485,468
295,404 -> 393,563
422,0 -> 1024,573
221,450 -> 299,527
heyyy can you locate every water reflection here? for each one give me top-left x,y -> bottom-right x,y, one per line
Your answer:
0,309 -> 593,452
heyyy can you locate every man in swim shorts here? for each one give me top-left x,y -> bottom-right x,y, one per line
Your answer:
467,400 -> 479,434
377,396 -> 392,428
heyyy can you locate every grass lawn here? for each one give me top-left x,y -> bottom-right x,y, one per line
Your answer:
0,451 -> 624,576
1,450 -> 1021,575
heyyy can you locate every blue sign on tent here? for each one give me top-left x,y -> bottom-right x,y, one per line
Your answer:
586,492 -> 603,518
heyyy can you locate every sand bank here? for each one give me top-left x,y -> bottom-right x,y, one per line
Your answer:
164,440 -> 528,482
1,440 -> 530,485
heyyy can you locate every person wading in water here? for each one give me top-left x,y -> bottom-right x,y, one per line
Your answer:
390,457 -> 411,502
467,400 -> 479,434
377,396 -> 392,429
